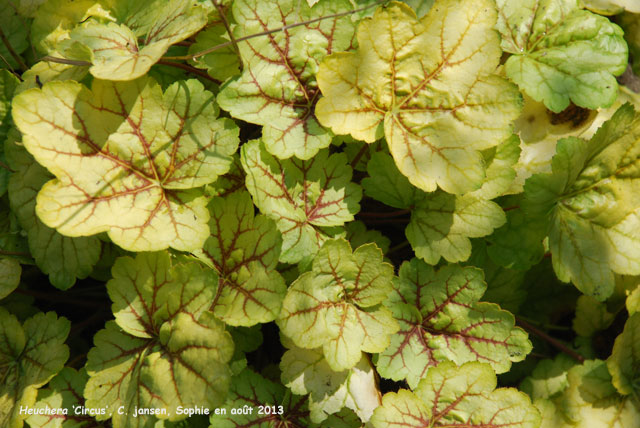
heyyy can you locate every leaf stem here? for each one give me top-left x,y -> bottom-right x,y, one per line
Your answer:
0,26 -> 27,71
0,159 -> 15,172
156,59 -> 220,83
516,316 -> 585,363
0,249 -> 30,258
358,209 -> 411,218
350,143 -> 369,169
40,55 -> 90,66
516,315 -> 572,331
163,0 -> 389,61
211,0 -> 242,70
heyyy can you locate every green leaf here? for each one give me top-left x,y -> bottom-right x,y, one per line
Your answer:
607,313 -> 640,396
16,60 -> 90,93
362,151 -> 421,210
12,77 -> 239,252
375,259 -> 531,389
523,104 -> 640,300
520,354 -> 576,400
6,136 -> 101,290
316,0 -> 521,194
370,361 -> 540,428
15,0 -> 49,17
31,0 -> 114,54
0,7 -> 28,70
193,191 -> 286,326
188,24 -> 241,82
562,360 -> 640,427
619,13 -> 640,76
280,345 -> 380,423
85,252 -> 234,427
25,368 -> 90,428
0,258 -> 21,300
627,281 -> 640,315
582,0 -> 640,15
278,238 -> 397,371
471,135 -> 521,200
573,295 -> 616,337
210,368 -> 313,427
344,221 -> 390,255
217,0 -> 359,160
496,0 -> 628,112
66,0 -> 209,80
0,309 -> 70,428
241,140 -> 361,265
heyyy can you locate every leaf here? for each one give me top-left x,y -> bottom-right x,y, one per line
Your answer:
6,136 -> 101,290
85,252 -> 234,427
520,354 -> 576,400
217,0 -> 359,160
582,0 -> 640,14
0,7 -> 29,70
188,24 -> 241,82
278,238 -> 397,371
523,104 -> 640,300
496,0 -> 628,112
0,258 -> 21,300
619,13 -> 640,76
375,259 -> 531,389
31,0 -> 114,53
15,0 -> 49,17
66,0 -> 209,80
241,139 -> 361,265
573,295 -> 616,337
0,309 -> 70,428
607,313 -> 640,396
210,368 -> 313,427
364,152 -> 505,264
25,368 -> 92,428
12,77 -> 239,252
344,221 -> 390,255
281,345 -> 380,423
407,191 -> 505,264
193,191 -> 286,326
316,0 -> 521,194
369,361 -> 540,428
562,360 -> 640,427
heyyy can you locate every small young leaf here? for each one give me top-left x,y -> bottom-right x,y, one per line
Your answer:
242,140 -> 361,265
193,191 -> 286,326
12,77 -> 239,252
370,362 -> 540,428
375,259 -> 531,389
278,239 -> 397,371
496,0 -> 628,112
280,345 -> 380,422
523,104 -> 640,300
217,0 -> 358,159
0,309 -> 70,428
316,0 -> 521,194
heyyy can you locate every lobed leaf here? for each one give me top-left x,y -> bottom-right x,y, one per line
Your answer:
523,104 -> 640,300
376,259 -> 531,388
280,345 -> 380,423
316,0 -> 521,194
218,0 -> 358,159
278,238 -> 397,371
607,313 -> 640,396
0,309 -> 70,428
12,77 -> 239,252
241,139 -> 361,265
193,191 -> 286,326
370,361 -> 540,428
496,0 -> 627,112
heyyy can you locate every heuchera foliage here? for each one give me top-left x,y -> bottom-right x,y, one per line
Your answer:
2,0 -> 640,427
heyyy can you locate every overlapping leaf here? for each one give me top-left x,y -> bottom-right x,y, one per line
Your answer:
370,362 -> 540,428
0,309 -> 70,428
281,345 -> 380,423
26,368 -> 92,428
0,258 -> 21,300
583,0 -> 640,14
496,0 -> 627,112
316,0 -> 521,194
59,0 -> 209,80
607,313 -> 640,396
193,191 -> 286,326
218,0 -> 359,159
278,239 -> 397,371
241,140 -> 361,265
375,259 -> 531,389
523,104 -> 640,300
0,7 -> 29,71
84,252 -> 234,428
573,295 -> 616,337
12,77 -> 239,252
5,134 -> 101,290
363,152 -> 506,264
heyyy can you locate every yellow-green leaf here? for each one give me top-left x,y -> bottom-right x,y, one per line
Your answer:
316,0 -> 521,194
